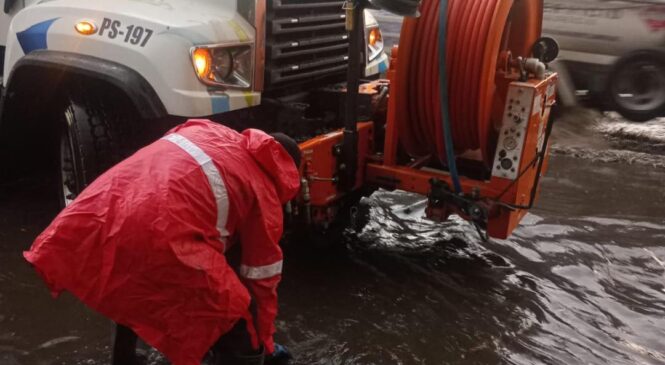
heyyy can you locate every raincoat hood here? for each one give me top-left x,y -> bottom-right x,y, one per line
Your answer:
242,129 -> 301,204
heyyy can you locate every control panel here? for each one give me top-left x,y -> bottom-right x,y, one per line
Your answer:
492,84 -> 535,180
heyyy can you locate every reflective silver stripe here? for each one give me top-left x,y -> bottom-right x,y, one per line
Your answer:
240,261 -> 283,280
162,133 -> 230,245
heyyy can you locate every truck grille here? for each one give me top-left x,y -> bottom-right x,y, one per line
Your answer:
265,0 -> 350,90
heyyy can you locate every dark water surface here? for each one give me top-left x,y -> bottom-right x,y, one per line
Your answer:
1,112 -> 665,364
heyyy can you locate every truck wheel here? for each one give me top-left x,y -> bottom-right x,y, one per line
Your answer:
608,52 -> 665,122
57,88 -> 132,207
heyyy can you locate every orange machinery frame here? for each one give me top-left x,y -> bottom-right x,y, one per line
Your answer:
298,50 -> 557,239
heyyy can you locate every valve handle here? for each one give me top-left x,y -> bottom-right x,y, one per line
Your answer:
532,37 -> 559,64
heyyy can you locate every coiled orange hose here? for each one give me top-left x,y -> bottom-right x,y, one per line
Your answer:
395,0 -> 542,166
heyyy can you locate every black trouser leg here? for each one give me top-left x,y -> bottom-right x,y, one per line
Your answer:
213,319 -> 264,365
112,323 -> 138,365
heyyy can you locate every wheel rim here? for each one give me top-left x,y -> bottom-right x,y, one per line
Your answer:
613,60 -> 665,112
59,109 -> 79,206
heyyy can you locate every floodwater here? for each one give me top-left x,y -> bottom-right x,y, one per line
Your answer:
1,108 -> 664,365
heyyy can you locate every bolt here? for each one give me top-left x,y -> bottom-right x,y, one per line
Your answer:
469,206 -> 483,220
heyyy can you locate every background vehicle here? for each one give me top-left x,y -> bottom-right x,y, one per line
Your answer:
543,0 -> 665,121
0,0 -> 388,205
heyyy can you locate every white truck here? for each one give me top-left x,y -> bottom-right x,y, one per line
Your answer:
544,0 -> 665,121
0,0 -> 388,205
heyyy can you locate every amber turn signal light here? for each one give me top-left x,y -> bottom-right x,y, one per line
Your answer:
368,27 -> 382,47
75,21 -> 97,35
192,48 -> 213,79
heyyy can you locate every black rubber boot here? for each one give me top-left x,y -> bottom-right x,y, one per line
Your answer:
216,350 -> 265,365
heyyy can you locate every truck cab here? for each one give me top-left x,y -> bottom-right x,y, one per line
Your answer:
0,0 -> 388,204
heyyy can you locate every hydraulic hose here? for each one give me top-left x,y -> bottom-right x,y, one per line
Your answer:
395,0 -> 542,167
437,0 -> 462,192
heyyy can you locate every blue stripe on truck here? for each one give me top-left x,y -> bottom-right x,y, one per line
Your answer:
379,59 -> 388,73
16,18 -> 59,54
211,94 -> 230,114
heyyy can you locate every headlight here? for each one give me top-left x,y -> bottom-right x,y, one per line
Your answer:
191,43 -> 253,89
366,26 -> 384,62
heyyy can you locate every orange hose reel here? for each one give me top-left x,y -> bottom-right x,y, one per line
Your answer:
395,0 -> 543,166
296,0 -> 557,239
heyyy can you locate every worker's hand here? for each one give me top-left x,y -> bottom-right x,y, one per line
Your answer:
265,343 -> 292,365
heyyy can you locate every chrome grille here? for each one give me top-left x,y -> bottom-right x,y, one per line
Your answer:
265,0 -> 351,89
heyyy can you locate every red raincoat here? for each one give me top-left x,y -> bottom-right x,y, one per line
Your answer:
24,120 -> 301,365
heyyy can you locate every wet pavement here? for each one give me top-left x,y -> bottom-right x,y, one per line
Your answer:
1,106 -> 665,365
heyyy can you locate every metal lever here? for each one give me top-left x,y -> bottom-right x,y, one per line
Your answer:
339,0 -> 363,191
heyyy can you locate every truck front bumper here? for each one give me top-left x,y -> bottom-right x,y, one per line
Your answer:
171,52 -> 390,117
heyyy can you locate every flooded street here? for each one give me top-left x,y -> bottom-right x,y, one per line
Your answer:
1,109 -> 665,364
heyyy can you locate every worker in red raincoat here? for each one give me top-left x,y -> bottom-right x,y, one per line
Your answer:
23,120 -> 302,365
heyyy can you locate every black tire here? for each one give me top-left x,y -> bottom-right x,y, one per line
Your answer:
608,51 -> 665,122
57,83 -> 136,207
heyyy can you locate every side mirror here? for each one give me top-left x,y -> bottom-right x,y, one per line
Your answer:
532,37 -> 559,64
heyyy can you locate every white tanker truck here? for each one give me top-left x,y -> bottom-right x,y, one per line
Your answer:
0,0 -> 388,205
